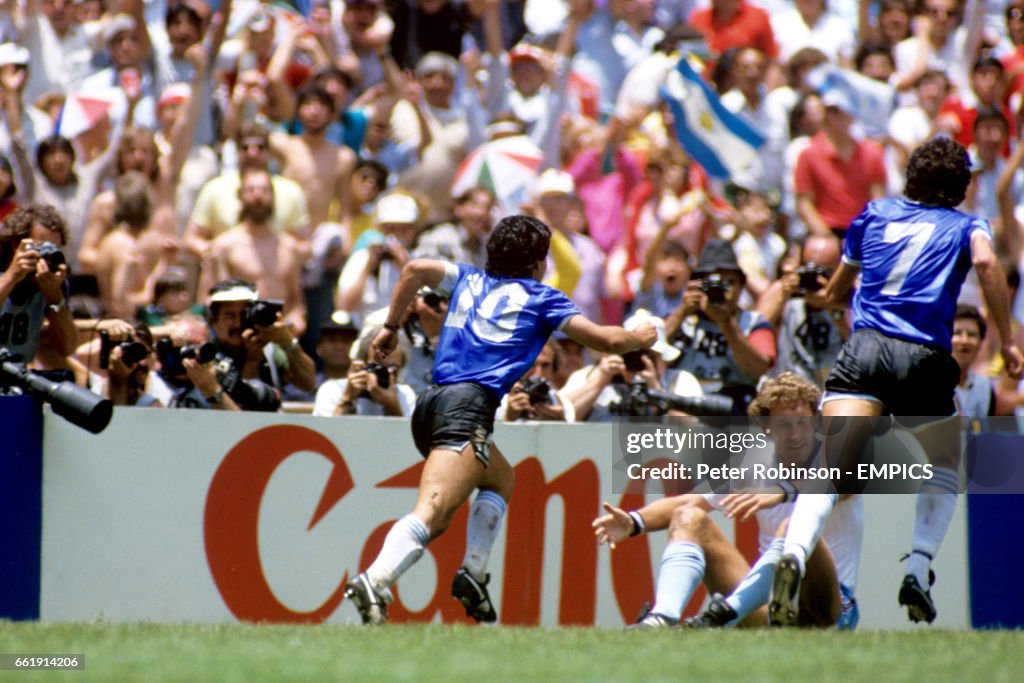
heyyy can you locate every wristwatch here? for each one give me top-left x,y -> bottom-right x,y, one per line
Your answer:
46,298 -> 67,314
208,387 -> 225,404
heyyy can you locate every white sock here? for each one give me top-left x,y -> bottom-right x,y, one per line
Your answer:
462,490 -> 507,581
366,514 -> 430,591
782,493 -> 838,574
907,467 -> 959,586
725,538 -> 784,624
650,541 -> 706,621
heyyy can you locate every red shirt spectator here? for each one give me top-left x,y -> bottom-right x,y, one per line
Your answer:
689,0 -> 779,59
795,130 -> 886,235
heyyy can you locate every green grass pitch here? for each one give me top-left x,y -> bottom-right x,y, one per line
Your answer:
0,622 -> 1020,682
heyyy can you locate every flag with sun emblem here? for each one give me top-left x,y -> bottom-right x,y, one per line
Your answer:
660,57 -> 765,180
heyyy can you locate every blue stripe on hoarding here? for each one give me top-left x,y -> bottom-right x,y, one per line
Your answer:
661,91 -> 730,178
0,395 -> 42,620
674,59 -> 766,149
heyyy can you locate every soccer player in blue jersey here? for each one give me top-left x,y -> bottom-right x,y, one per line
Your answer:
343,214 -> 657,625
768,137 -> 1024,626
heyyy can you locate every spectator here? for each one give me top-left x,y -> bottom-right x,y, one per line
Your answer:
0,204 -> 76,363
731,185 -> 786,303
757,233 -> 847,385
184,121 -> 310,259
312,322 -> 415,416
500,339 -> 572,422
952,304 -> 996,415
793,90 -> 886,238
387,0 -> 476,71
689,0 -> 779,61
200,167 -> 307,334
414,186 -> 495,268
94,171 -> 179,319
20,0 -> 96,103
936,55 -> 1013,151
282,309 -> 361,402
772,0 -> 855,66
892,0 -> 984,94
666,238 -> 775,413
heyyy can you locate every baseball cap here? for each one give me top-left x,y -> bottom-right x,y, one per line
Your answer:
0,43 -> 29,67
624,309 -> 681,363
209,283 -> 258,302
102,14 -> 137,44
415,51 -> 459,79
320,310 -> 360,335
693,238 -> 745,280
821,89 -> 854,114
158,82 -> 191,110
509,43 -> 546,66
533,169 -> 575,198
375,193 -> 420,225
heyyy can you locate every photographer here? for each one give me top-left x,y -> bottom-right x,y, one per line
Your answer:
562,311 -> 703,422
0,204 -> 76,363
665,239 -> 776,414
757,234 -> 848,385
74,321 -> 166,407
313,324 -> 416,417
500,340 -> 571,422
400,289 -> 448,396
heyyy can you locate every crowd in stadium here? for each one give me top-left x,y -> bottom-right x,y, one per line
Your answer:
0,0 -> 1022,417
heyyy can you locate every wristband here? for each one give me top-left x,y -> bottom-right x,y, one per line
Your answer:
288,337 -> 300,351
208,387 -> 225,404
383,322 -> 400,333
627,510 -> 645,537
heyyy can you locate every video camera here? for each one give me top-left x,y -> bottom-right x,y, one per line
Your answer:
0,348 -> 111,433
517,376 -> 551,405
99,330 -> 149,370
794,263 -> 832,296
242,299 -> 283,329
609,379 -> 733,418
700,274 -> 731,305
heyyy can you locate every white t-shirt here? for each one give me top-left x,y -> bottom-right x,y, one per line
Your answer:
313,377 -> 417,417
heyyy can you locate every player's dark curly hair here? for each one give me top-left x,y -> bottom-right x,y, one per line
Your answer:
904,137 -> 971,208
485,214 -> 551,279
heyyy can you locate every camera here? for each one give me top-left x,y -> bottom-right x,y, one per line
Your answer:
155,337 -> 218,379
700,274 -> 731,305
242,299 -> 283,329
518,376 -> 551,405
795,263 -> 831,295
609,379 -> 734,417
622,350 -> 651,374
363,362 -> 391,390
370,243 -> 394,262
421,292 -> 446,313
26,241 -> 66,271
98,330 -> 149,370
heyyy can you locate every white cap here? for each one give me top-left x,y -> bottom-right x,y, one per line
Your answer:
624,309 -> 681,363
375,193 -> 420,225
102,14 -> 137,44
821,89 -> 854,115
209,285 -> 258,302
533,169 -> 575,198
0,43 -> 29,66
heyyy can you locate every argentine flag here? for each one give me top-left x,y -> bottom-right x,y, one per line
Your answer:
660,57 -> 765,180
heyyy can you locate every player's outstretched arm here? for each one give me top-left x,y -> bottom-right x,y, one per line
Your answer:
562,315 -> 657,355
972,233 -> 1024,379
373,259 -> 449,362
592,496 -> 709,548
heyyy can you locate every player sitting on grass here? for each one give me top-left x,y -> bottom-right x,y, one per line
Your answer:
345,214 -> 657,625
594,373 -> 862,629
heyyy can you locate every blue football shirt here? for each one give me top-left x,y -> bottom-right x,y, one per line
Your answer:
843,197 -> 991,351
432,263 -> 581,398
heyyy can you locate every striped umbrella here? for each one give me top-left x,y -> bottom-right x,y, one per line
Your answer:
451,135 -> 544,217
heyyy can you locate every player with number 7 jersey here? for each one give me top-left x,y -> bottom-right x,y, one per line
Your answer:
341,215 -> 658,626
767,137 -> 1023,629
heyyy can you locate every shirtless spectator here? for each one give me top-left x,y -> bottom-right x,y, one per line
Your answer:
270,84 -> 356,232
183,121 -> 309,259
94,172 -> 179,319
201,167 -> 306,335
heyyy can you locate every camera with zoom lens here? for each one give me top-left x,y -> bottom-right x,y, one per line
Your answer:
242,299 -> 283,329
700,274 -> 731,305
363,362 -> 391,390
26,241 -> 66,271
517,376 -> 551,405
99,330 -> 148,370
794,263 -> 832,296
609,379 -> 734,417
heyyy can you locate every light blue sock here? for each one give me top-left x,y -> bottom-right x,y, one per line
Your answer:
724,538 -> 784,625
650,541 -> 706,620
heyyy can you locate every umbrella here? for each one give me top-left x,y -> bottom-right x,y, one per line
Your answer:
451,135 -> 544,217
